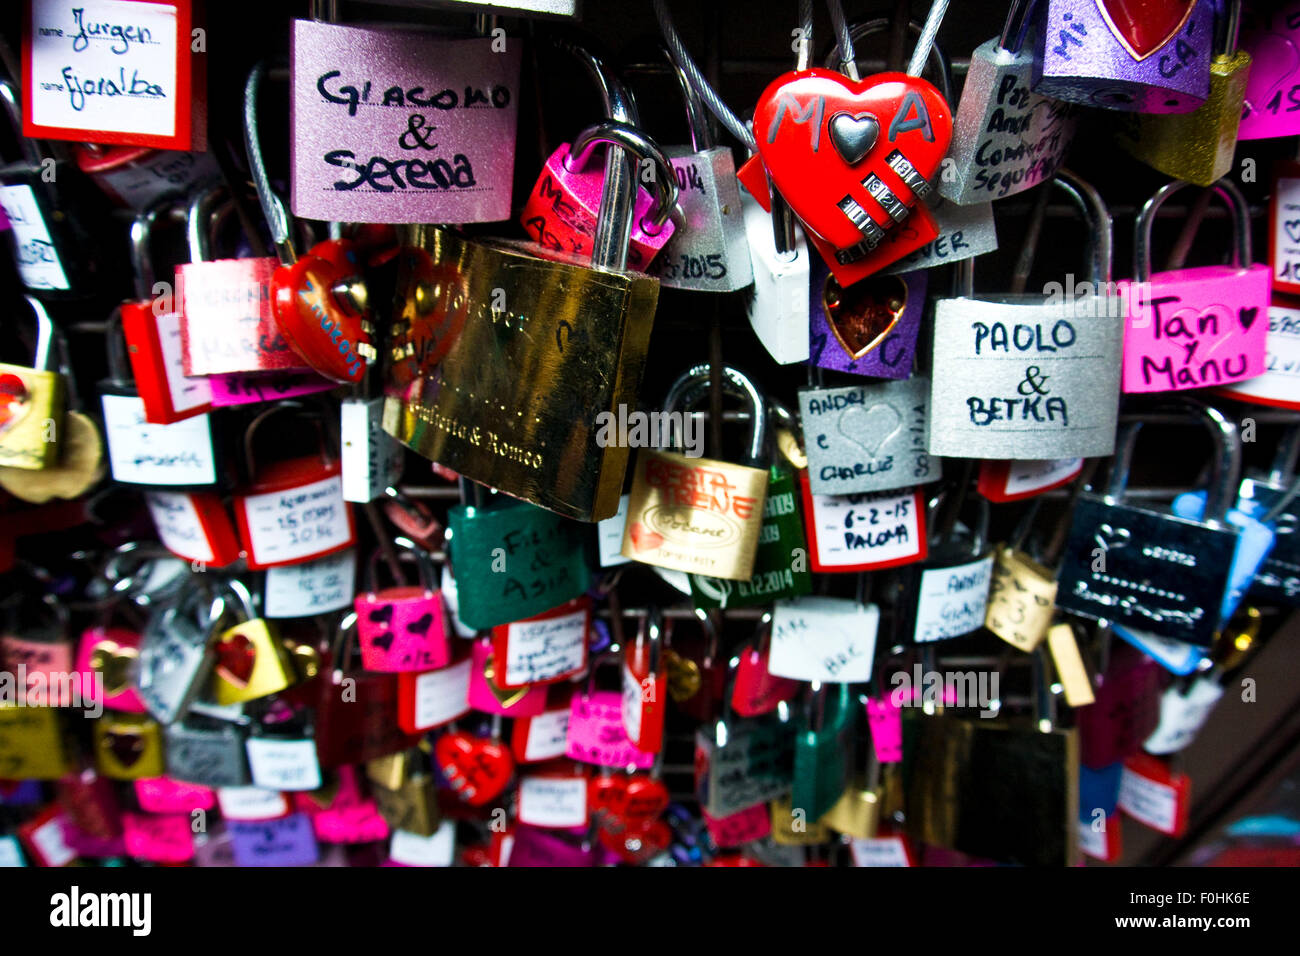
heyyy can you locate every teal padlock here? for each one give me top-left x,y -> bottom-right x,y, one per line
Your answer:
446,498 -> 590,631
791,683 -> 852,821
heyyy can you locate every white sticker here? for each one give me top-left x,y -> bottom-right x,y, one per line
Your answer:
341,398 -> 402,503
1003,458 -> 1083,497
27,0 -> 180,139
390,822 -> 455,867
264,550 -> 356,618
238,473 -> 351,566
0,184 -> 70,290
517,775 -> 588,829
409,658 -> 472,731
29,814 -> 76,867
1077,818 -> 1110,860
597,494 -> 632,567
1118,767 -> 1179,834
522,707 -> 570,762
501,606 -> 586,686
849,836 -> 910,867
145,490 -> 215,562
154,309 -> 212,413
245,738 -> 323,792
621,661 -> 643,743
1143,678 -> 1225,755
440,564 -> 476,639
101,394 -> 216,485
217,786 -> 289,821
1221,305 -> 1300,407
807,487 -> 923,569
769,596 -> 880,682
0,834 -> 24,867
913,556 -> 994,643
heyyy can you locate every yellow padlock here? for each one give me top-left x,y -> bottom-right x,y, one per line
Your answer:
0,297 -> 66,470
0,703 -> 71,779
211,580 -> 299,705
94,712 -> 165,780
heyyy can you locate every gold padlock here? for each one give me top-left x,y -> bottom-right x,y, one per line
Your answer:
94,712 -> 165,780
0,297 -> 66,470
0,703 -> 71,779
823,742 -> 885,840
985,546 -> 1058,653
373,771 -> 442,837
366,750 -> 416,793
622,365 -> 769,581
769,794 -> 832,846
211,581 -> 297,705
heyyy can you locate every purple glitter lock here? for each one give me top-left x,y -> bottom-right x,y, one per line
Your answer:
228,813 -> 320,867
507,825 -> 595,867
290,20 -> 521,224
807,253 -> 926,379
1032,0 -> 1213,113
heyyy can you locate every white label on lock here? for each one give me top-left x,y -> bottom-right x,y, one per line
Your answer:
597,494 -> 632,567
914,556 -> 994,643
264,550 -> 356,618
155,309 -> 212,413
769,596 -> 879,682
807,487 -> 923,569
0,834 -> 24,867
101,394 -> 217,485
501,606 -> 586,686
389,822 -> 454,867
409,658 -> 472,731
0,184 -> 70,290
29,814 -> 76,867
849,836 -> 910,867
239,473 -> 351,566
1003,458 -> 1084,497
217,786 -> 290,821
1221,304 -> 1300,408
245,738 -> 322,792
145,490 -> 215,563
1143,678 -> 1225,755
621,661 -> 643,744
1077,818 -> 1110,860
517,775 -> 588,829
1274,174 -> 1300,289
439,564 -> 476,639
1118,767 -> 1179,835
341,398 -> 402,503
523,707 -> 570,762
27,0 -> 181,139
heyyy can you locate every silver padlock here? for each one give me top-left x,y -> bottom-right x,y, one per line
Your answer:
165,714 -> 252,788
137,579 -> 223,725
341,394 -> 404,503
246,712 -> 322,792
939,0 -> 1078,205
929,169 -> 1123,460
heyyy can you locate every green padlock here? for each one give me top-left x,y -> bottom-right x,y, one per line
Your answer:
447,498 -> 590,631
791,683 -> 853,821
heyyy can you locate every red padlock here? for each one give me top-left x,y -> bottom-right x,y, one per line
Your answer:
621,607 -> 668,753
732,623 -> 802,718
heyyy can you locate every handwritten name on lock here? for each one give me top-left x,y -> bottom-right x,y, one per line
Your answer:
291,20 -> 521,223
495,601 -> 587,687
801,378 -> 936,496
929,297 -> 1123,458
0,185 -> 69,291
802,483 -> 925,571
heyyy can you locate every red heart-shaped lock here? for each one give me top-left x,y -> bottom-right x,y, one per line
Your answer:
435,732 -> 515,807
588,772 -> 629,820
621,777 -> 669,826
597,816 -> 672,865
753,69 -> 951,254
271,240 -> 371,385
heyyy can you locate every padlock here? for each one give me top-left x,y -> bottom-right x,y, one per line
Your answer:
940,0 -> 1078,204
510,688 -> 572,763
164,714 -> 253,788
622,364 -> 770,581
621,607 -> 668,754
263,548 -> 357,619
1271,160 -> 1300,297
210,580 -> 302,706
822,718 -> 885,839
1118,751 -> 1192,838
799,472 -> 929,573
792,683 -> 853,821
289,9 -> 520,224
769,594 -> 881,683
341,386 -> 404,504
232,403 -> 357,569
930,170 -> 1124,459
436,721 -> 516,807
73,144 -> 220,213
445,496 -> 589,631
136,577 -> 225,725
976,457 -> 1085,503
731,617 -> 802,718
519,761 -> 592,830
491,596 -> 589,689
807,258 -> 928,379
566,653 -> 655,769
1032,0 -> 1214,112
75,601 -> 147,715
1056,402 -> 1243,646
694,673 -> 796,819
1115,1 -> 1251,184
0,702 -> 71,780
56,767 -> 123,841
903,491 -> 995,644
372,760 -> 443,839
984,503 -> 1064,653
246,709 -> 323,792
228,813 -> 320,867
466,635 -> 548,717
144,489 -> 242,568
1237,430 -> 1300,604
0,296 -> 65,470
355,538 -> 450,673
743,187 -> 812,364
94,712 -> 166,781
1237,2 -> 1300,139
1219,294 -> 1300,409
1,590 -> 74,706
1076,635 -> 1165,768
397,655 -> 473,736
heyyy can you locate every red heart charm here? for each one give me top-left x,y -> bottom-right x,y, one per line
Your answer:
597,816 -> 672,865
214,632 -> 255,688
753,69 -> 951,254
1099,0 -> 1195,60
588,772 -> 629,819
435,732 -> 514,807
621,776 -> 669,826
271,239 -> 372,385
628,522 -> 664,553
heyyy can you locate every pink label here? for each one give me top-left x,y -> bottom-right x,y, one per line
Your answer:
75,626 -> 146,714
2,636 -> 75,705
209,369 -> 336,407
1239,3 -> 1300,141
702,803 -> 771,848
565,691 -> 655,769
1119,267 -> 1270,393
356,589 -> 450,672
311,801 -> 390,844
466,639 -> 547,717
134,777 -> 216,815
178,258 -> 307,376
123,812 -> 195,863
865,697 -> 903,764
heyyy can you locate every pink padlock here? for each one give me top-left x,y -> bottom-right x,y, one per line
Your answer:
520,120 -> 679,273
1076,643 -> 1164,770
1239,2 -> 1300,141
355,540 -> 450,673
75,624 -> 146,715
1119,179 -> 1270,394
466,637 -> 548,717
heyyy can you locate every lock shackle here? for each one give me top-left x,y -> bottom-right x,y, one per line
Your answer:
221,578 -> 259,625
567,121 -> 682,238
1267,426 -> 1300,485
622,46 -> 717,152
23,295 -> 57,373
365,536 -> 436,595
824,18 -> 954,101
103,306 -> 135,388
186,184 -> 231,264
635,605 -> 665,675
1217,0 -> 1243,56
1054,169 -> 1112,287
243,60 -> 297,268
242,401 -> 336,481
332,610 -> 359,679
927,484 -> 989,554
660,363 -> 766,464
129,200 -> 173,302
0,79 -> 46,169
998,0 -> 1041,55
1134,178 -> 1252,284
1104,401 -> 1242,524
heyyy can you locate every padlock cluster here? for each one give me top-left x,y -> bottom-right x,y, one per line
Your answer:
1,0 -> 1299,872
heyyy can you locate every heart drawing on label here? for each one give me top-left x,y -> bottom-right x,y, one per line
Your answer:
407,613 -> 434,636
824,273 -> 906,360
370,632 -> 394,652
838,403 -> 902,458
1097,0 -> 1195,61
0,373 -> 31,436
1285,220 -> 1300,244
829,111 -> 880,164
628,522 -> 665,553
1095,523 -> 1131,552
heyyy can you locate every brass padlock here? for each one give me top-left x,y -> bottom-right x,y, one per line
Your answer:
984,503 -> 1063,654
622,365 -> 770,581
769,794 -> 832,846
0,703 -> 71,779
94,712 -> 166,780
211,580 -> 300,706
823,722 -> 884,839
0,297 -> 66,470
371,749 -> 442,837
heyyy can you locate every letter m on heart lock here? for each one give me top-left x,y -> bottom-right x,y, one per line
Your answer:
766,94 -> 825,150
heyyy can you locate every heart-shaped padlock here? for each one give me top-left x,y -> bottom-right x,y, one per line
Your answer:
434,731 -> 515,807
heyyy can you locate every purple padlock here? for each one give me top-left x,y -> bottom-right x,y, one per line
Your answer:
807,253 -> 927,379
507,824 -> 596,867
228,812 -> 320,867
1076,643 -> 1165,769
1238,1 -> 1300,140
1032,0 -> 1214,112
